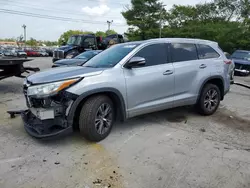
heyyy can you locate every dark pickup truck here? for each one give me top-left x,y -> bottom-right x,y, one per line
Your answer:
53,34 -> 125,62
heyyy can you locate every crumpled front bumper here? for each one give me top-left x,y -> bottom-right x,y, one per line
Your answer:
21,110 -> 72,139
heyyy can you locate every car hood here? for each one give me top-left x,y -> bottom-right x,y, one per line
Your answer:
232,58 -> 250,65
56,45 -> 77,52
27,66 -> 105,84
55,58 -> 87,65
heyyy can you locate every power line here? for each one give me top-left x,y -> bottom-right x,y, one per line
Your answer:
0,9 -> 127,26
2,0 -> 122,19
86,0 -> 129,6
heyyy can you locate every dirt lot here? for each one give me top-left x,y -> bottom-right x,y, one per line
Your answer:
1,57 -> 250,188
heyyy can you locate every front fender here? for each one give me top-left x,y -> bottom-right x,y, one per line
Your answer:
67,88 -> 126,127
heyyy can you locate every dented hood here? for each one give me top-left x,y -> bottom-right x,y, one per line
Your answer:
27,66 -> 105,84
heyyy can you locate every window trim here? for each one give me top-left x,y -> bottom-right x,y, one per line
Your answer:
169,42 -> 199,63
123,42 -> 170,69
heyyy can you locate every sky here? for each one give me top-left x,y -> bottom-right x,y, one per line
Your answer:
0,0 -> 205,41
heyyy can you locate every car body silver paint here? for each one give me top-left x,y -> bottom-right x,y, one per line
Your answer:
30,38 -> 230,119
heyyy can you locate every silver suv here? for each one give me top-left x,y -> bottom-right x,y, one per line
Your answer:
22,38 -> 231,141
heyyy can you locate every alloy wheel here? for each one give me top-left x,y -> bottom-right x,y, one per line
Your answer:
204,89 -> 219,112
95,103 -> 113,135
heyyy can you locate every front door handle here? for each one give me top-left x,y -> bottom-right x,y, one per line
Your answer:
163,70 -> 173,75
199,64 -> 207,69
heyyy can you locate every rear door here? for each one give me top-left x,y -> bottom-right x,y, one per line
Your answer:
124,43 -> 175,118
170,43 -> 211,107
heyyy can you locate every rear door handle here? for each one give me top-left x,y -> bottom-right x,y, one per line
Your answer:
163,70 -> 173,75
199,64 -> 207,69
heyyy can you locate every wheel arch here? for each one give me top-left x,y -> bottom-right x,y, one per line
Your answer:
197,76 -> 225,102
67,88 -> 126,129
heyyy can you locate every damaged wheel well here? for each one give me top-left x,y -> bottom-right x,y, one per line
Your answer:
69,90 -> 126,130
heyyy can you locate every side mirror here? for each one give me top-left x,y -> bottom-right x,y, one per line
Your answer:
125,57 -> 146,69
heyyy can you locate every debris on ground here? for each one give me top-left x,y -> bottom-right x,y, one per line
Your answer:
93,179 -> 102,185
54,162 -> 60,165
43,159 -> 47,162
200,128 -> 206,132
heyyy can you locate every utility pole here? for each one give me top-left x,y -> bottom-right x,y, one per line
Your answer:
159,5 -> 166,38
22,24 -> 26,45
107,20 -> 113,30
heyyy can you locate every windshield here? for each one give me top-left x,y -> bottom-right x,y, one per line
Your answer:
67,36 -> 82,45
75,51 -> 98,60
83,43 -> 140,68
231,51 -> 250,60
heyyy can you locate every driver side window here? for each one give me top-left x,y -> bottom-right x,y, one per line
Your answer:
134,43 -> 169,67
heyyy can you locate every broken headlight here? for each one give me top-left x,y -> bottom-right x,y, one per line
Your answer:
27,78 -> 80,98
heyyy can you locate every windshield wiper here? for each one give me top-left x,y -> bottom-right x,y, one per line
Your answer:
83,65 -> 96,68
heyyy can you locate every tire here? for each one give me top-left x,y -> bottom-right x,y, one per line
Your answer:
79,95 -> 114,142
196,84 -> 221,116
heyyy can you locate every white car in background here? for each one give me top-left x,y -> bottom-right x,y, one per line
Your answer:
39,51 -> 49,57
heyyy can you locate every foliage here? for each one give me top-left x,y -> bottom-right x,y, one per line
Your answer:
26,38 -> 38,47
105,29 -> 117,36
122,0 -> 166,40
96,31 -> 106,37
122,0 -> 250,53
0,38 -> 16,42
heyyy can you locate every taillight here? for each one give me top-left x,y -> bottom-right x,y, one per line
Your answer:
224,60 -> 232,64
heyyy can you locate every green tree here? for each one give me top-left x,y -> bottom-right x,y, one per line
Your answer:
122,0 -> 166,40
58,30 -> 94,45
96,31 -> 106,37
26,37 -> 38,47
105,29 -> 117,36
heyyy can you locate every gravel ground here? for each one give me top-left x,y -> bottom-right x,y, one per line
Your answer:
1,57 -> 250,188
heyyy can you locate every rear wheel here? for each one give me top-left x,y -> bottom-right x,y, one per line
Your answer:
196,84 -> 221,115
79,95 -> 114,142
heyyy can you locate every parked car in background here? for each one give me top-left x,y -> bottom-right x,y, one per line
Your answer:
224,52 -> 235,83
45,49 -> 53,57
0,50 -> 4,56
22,38 -> 231,141
52,50 -> 102,67
25,50 -> 40,57
16,50 -> 27,58
39,51 -> 49,57
231,50 -> 250,76
3,50 -> 17,57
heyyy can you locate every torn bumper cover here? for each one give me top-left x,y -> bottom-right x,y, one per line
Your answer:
21,92 -> 77,138
21,110 -> 72,138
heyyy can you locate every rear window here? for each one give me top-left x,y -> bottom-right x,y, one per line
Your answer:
170,43 -> 198,62
197,44 -> 220,59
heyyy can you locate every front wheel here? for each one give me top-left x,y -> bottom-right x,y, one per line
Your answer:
196,84 -> 221,115
79,95 -> 114,142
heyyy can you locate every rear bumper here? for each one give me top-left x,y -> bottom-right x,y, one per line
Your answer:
21,110 -> 72,139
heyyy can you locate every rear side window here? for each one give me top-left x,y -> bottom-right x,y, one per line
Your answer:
197,44 -> 220,59
170,43 -> 198,62
135,43 -> 168,67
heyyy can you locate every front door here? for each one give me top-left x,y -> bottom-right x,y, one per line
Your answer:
123,43 -> 175,118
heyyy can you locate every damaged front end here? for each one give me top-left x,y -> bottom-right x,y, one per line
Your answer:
22,78 -> 79,138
